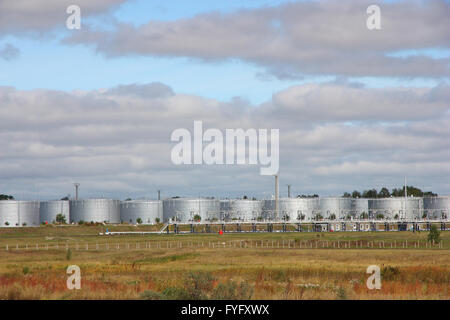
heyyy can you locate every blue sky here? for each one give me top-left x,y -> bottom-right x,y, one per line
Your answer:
0,0 -> 449,199
0,0 -> 447,104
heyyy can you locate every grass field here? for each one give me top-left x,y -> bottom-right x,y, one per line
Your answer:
0,225 -> 448,300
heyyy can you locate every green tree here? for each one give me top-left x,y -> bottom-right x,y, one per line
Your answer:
378,187 -> 390,198
362,189 -> 378,198
136,217 -> 142,224
0,194 -> 14,200
155,217 -> 160,224
352,191 -> 361,198
329,213 -> 336,220
56,214 -> 66,224
193,214 -> 201,222
342,192 -> 351,198
427,225 -> 440,243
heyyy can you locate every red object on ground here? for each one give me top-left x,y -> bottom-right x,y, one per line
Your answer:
219,230 -> 223,235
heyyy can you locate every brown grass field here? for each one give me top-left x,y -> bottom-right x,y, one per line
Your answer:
0,224 -> 448,300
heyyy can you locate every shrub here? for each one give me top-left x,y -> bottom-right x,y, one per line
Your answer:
22,266 -> 30,275
136,218 -> 142,224
161,287 -> 190,300
140,290 -> 164,300
381,265 -> 400,281
155,218 -> 160,223
212,280 -> 253,300
183,271 -> 216,300
78,220 -> 84,225
66,248 -> 72,261
56,214 -> 66,224
193,214 -> 201,222
427,225 -> 441,243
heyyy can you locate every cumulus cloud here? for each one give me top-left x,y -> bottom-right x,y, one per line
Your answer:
0,43 -> 20,60
0,0 -> 127,36
0,82 -> 449,199
64,0 -> 450,78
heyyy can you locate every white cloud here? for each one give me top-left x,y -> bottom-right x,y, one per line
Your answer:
0,82 -> 449,199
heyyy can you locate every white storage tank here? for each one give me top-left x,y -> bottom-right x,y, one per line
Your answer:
162,198 -> 220,223
319,198 -> 352,220
0,201 -> 39,227
120,200 -> 163,224
40,200 -> 69,224
226,199 -> 263,222
263,198 -> 319,221
69,199 -> 120,224
423,197 -> 450,220
0,201 -> 19,227
351,199 -> 369,219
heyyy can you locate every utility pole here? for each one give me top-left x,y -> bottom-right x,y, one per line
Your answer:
74,183 -> 80,200
157,190 -> 161,201
275,175 -> 279,221
287,184 -> 291,198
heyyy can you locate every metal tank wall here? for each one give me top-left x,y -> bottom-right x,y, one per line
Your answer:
369,198 -> 403,219
227,200 -> 263,222
39,200 -> 70,223
220,200 -> 231,221
319,198 -> 352,220
18,201 -> 40,226
369,198 -> 423,220
163,198 -> 220,223
352,199 -> 369,219
424,197 -> 450,220
0,201 -> 19,227
69,199 -> 120,223
263,198 -> 319,221
120,200 -> 163,224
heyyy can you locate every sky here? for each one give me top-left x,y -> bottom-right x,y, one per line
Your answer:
0,0 -> 449,200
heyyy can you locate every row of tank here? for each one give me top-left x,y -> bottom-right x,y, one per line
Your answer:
0,197 -> 449,227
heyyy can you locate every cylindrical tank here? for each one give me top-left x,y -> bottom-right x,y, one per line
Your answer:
423,197 -> 450,220
319,198 -> 352,220
18,201 -> 40,226
263,198 -> 319,221
220,200 -> 231,221
225,199 -> 263,222
120,200 -> 163,224
0,201 -> 20,227
39,200 -> 70,224
352,199 -> 369,219
69,199 -> 120,223
369,198 -> 402,219
163,198 -> 220,223
405,197 -> 423,220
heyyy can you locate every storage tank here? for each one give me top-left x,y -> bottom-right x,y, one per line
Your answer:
351,198 -> 369,219
120,200 -> 163,224
220,200 -> 231,221
163,198 -> 220,223
19,201 -> 40,226
0,201 -> 19,227
0,201 -> 39,227
423,197 -> 450,220
69,199 -> 120,223
226,199 -> 263,222
263,198 -> 319,221
319,198 -> 352,220
40,200 -> 69,224
369,198 -> 403,220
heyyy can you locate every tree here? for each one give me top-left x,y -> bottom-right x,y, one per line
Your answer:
329,213 -> 336,220
56,214 -> 66,224
376,213 -> 384,220
243,195 -> 248,200
0,194 -> 14,200
342,192 -> 351,198
193,214 -> 201,222
427,225 -> 440,243
60,196 -> 69,201
155,218 -> 160,224
362,189 -> 377,198
378,187 -> 390,198
352,191 -> 361,198
136,217 -> 142,224
360,212 -> 368,219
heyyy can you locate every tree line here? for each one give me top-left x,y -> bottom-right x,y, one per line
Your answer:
342,186 -> 437,199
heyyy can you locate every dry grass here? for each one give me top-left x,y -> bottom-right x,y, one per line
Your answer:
0,226 -> 448,300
